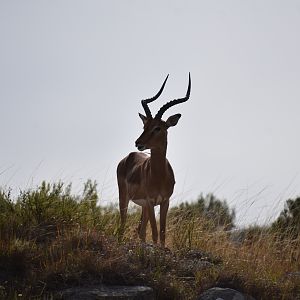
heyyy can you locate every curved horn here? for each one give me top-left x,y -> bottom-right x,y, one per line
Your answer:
141,75 -> 169,118
155,73 -> 191,120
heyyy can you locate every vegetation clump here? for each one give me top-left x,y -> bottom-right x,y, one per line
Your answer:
272,196 -> 300,239
0,181 -> 299,299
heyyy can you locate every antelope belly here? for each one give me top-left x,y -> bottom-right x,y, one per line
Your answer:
131,199 -> 148,206
131,195 -> 165,207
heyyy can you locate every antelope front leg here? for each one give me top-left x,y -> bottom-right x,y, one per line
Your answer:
148,202 -> 158,244
160,200 -> 169,248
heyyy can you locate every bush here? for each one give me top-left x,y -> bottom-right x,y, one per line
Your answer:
0,180 -> 105,242
170,193 -> 236,231
272,196 -> 300,238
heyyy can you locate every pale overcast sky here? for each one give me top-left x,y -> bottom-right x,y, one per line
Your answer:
1,1 -> 300,226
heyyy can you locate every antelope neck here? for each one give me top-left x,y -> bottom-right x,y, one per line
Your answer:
150,145 -> 167,176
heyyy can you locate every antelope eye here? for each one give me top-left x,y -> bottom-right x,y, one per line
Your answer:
153,127 -> 161,133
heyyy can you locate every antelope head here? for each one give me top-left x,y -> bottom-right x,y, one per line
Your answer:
135,73 -> 191,152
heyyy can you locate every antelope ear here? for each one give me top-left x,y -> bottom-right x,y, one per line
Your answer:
139,113 -> 148,125
166,114 -> 181,128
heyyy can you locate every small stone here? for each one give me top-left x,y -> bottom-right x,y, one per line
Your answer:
58,285 -> 154,300
197,287 -> 256,300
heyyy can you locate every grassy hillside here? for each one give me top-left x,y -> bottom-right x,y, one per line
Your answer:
0,181 -> 299,299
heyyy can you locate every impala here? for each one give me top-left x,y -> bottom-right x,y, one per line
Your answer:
117,73 -> 191,247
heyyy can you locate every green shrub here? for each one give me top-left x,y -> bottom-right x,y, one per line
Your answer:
169,193 -> 236,231
0,180 -> 107,242
272,196 -> 300,239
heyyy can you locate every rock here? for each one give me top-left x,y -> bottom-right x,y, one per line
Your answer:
178,258 -> 213,276
197,287 -> 256,300
176,249 -> 216,277
185,249 -> 211,260
184,249 -> 222,264
286,271 -> 300,278
57,285 -> 154,300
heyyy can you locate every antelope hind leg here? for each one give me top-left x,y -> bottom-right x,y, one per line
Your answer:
138,205 -> 149,242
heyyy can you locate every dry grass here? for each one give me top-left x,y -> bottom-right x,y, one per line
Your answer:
0,182 -> 299,299
167,215 -> 300,299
